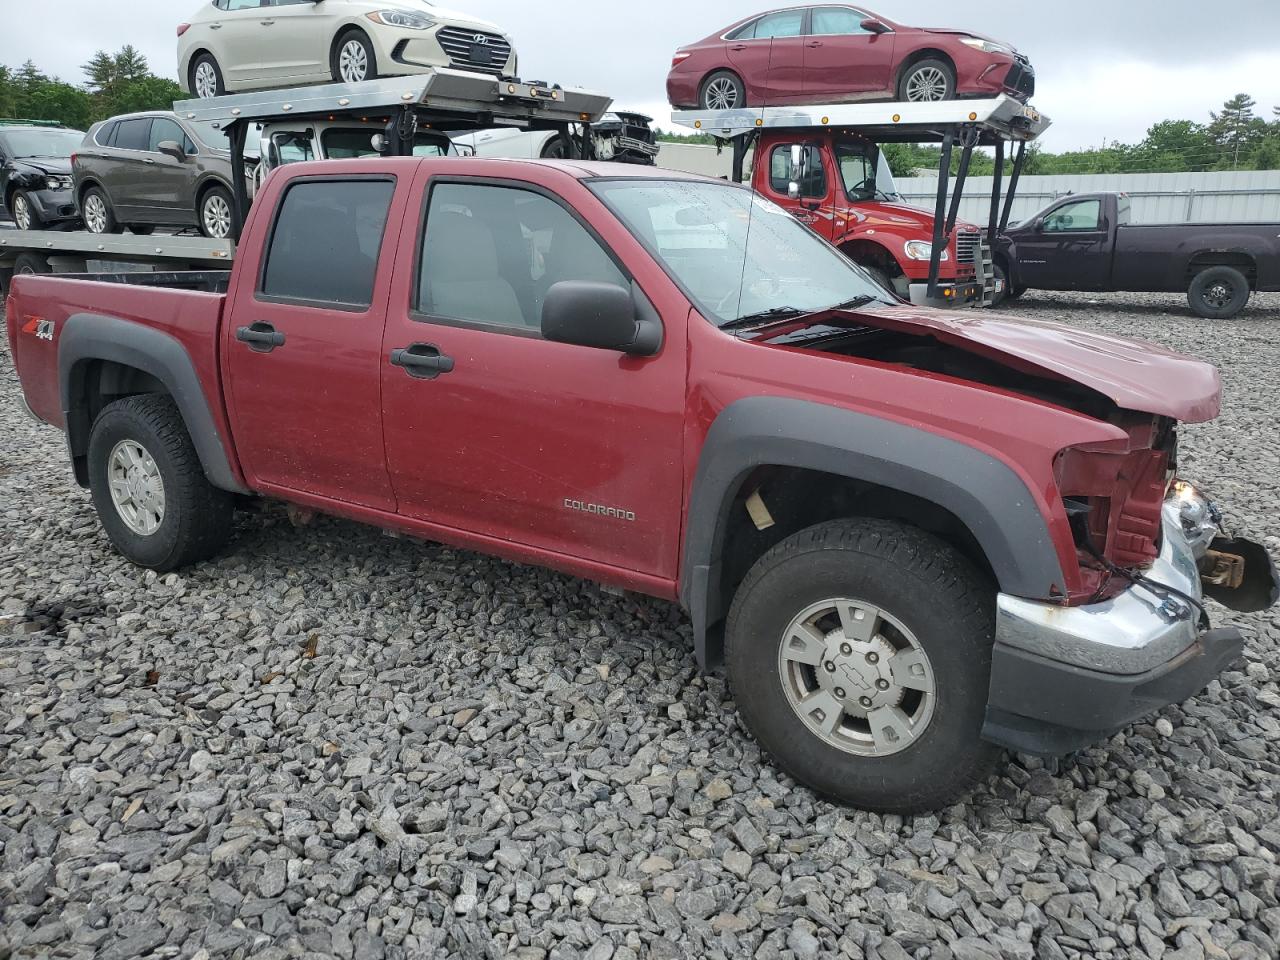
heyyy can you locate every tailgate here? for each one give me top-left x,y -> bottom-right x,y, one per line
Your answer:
6,274 -> 227,428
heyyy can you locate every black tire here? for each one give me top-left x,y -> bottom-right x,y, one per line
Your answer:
87,395 -> 233,572
725,519 -> 999,812
540,134 -> 585,159
898,58 -> 957,102
861,264 -> 895,297
11,190 -> 43,230
198,185 -> 234,239
1188,265 -> 1250,320
127,224 -> 156,236
990,262 -> 1010,307
700,70 -> 747,111
332,29 -> 378,84
81,185 -> 122,235
189,52 -> 226,99
14,252 -> 50,277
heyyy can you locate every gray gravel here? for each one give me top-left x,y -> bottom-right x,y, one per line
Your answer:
3,291 -> 1280,960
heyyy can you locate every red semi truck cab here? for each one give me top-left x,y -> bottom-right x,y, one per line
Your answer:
6,157 -> 1274,812
753,129 -> 988,305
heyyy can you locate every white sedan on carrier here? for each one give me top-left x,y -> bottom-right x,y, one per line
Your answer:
178,0 -> 517,98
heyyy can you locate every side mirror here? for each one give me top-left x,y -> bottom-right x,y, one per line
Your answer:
788,143 -> 807,199
157,140 -> 186,162
860,18 -> 890,33
541,281 -> 662,356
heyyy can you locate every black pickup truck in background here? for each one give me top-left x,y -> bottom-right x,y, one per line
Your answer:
994,192 -> 1280,319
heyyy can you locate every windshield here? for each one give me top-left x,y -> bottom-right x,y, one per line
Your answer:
322,128 -> 454,158
835,139 -> 899,202
590,178 -> 894,326
0,128 -> 83,159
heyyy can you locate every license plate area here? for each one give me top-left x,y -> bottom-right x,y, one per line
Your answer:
470,43 -> 492,66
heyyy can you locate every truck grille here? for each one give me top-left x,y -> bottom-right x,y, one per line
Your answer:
954,231 -> 982,265
436,27 -> 512,75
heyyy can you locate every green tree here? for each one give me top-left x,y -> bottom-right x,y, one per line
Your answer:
82,45 -> 158,118
1209,93 -> 1265,169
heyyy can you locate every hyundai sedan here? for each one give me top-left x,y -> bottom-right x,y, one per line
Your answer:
178,0 -> 518,99
668,4 -> 1034,110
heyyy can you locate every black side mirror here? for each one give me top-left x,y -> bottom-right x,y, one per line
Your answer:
157,140 -> 186,162
860,18 -> 890,33
541,281 -> 662,356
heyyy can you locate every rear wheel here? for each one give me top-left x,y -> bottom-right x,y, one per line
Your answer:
127,224 -> 156,236
87,395 -> 233,571
700,70 -> 746,111
726,519 -> 999,812
899,59 -> 956,102
12,191 -> 42,230
190,53 -> 225,99
1188,265 -> 1250,319
333,30 -> 378,84
199,186 -> 234,239
81,186 -> 122,235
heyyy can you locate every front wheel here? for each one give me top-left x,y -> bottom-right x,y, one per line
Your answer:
726,519 -> 999,812
333,30 -> 378,84
899,59 -> 957,102
1188,265 -> 1250,319
12,191 -> 42,230
88,395 -> 233,571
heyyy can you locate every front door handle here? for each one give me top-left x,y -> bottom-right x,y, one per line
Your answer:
391,343 -> 454,379
210,24 -> 222,30
236,322 -> 286,353
260,19 -> 276,26
730,44 -> 748,51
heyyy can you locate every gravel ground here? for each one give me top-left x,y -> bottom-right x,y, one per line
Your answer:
2,291 -> 1280,960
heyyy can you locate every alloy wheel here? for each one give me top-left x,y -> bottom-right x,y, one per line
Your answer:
195,61 -> 218,99
107,439 -> 166,537
13,194 -> 32,230
777,597 -> 937,757
905,67 -> 950,102
84,194 -> 108,233
340,40 -> 369,83
704,77 -> 740,110
203,194 -> 231,239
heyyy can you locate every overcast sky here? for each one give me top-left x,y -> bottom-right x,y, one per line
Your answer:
4,1 -> 1279,150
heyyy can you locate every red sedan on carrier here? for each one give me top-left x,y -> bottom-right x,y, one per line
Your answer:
668,4 -> 1034,110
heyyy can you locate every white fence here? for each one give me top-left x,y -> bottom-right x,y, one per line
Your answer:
896,170 -> 1280,225
654,144 -> 1280,225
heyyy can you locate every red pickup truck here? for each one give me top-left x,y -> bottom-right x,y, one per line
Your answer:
7,157 -> 1275,811
748,130 -> 989,304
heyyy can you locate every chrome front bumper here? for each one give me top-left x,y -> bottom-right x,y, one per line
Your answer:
995,498 -> 1213,675
981,487 -> 1272,756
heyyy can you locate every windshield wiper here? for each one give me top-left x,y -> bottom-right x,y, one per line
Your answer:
719,305 -> 807,331
826,295 -> 878,312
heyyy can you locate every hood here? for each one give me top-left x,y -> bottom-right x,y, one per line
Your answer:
918,26 -> 1017,52
9,157 -> 72,176
855,200 -> 978,234
369,0 -> 504,32
853,305 -> 1220,422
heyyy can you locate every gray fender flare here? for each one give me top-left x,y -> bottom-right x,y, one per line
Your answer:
680,397 -> 1066,667
58,313 -> 248,494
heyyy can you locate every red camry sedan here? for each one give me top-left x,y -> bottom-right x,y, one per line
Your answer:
668,4 -> 1034,110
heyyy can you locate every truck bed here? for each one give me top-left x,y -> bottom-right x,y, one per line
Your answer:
6,274 -> 229,431
1113,222 -> 1280,293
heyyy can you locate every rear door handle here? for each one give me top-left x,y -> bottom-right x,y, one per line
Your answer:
391,343 -> 454,379
807,41 -> 824,47
236,322 -> 286,353
260,19 -> 276,26
210,24 -> 222,30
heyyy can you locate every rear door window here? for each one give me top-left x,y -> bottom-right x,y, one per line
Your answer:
754,11 -> 805,38
113,119 -> 153,152
260,178 -> 396,309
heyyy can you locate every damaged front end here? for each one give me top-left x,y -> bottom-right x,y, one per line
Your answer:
984,480 -> 1279,756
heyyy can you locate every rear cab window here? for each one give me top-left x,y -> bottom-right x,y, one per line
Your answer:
259,178 -> 396,310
